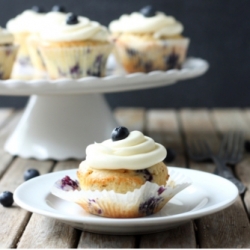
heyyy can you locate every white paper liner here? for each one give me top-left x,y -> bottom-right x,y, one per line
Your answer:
51,169 -> 191,218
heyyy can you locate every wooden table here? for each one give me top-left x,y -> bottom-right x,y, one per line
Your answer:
1,107 -> 250,248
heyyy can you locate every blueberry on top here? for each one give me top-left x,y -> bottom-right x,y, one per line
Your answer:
51,5 -> 66,13
66,13 -> 79,25
0,191 -> 14,207
24,168 -> 40,181
139,5 -> 157,17
31,6 -> 46,13
111,127 -> 130,141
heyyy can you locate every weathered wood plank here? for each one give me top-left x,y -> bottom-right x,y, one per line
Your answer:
240,109 -> 250,216
179,109 -> 219,173
212,109 -> 250,224
180,109 -> 250,248
114,107 -> 145,131
78,232 -> 136,248
0,158 -> 53,248
17,161 -> 81,248
140,222 -> 196,248
0,111 -> 22,179
146,109 -> 186,168
139,109 -> 196,248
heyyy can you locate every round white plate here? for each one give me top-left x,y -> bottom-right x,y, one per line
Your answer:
14,167 -> 238,235
0,57 -> 208,96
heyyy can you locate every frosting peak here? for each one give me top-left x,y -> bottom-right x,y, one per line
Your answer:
109,12 -> 183,38
40,15 -> 110,42
85,131 -> 167,170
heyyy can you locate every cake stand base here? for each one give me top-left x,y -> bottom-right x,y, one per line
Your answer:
4,94 -> 118,160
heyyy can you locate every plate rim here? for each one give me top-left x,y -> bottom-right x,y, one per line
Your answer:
14,166 -> 238,227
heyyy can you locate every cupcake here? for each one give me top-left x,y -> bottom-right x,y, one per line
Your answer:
109,6 -> 190,73
51,127 -> 191,218
0,27 -> 18,79
6,6 -> 46,68
38,13 -> 113,79
26,5 -> 68,74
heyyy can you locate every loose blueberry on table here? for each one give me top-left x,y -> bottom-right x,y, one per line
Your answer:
24,169 -> 40,181
139,5 -> 156,17
51,5 -> 66,12
111,127 -> 130,141
0,191 -> 14,207
164,148 -> 176,163
66,13 -> 79,25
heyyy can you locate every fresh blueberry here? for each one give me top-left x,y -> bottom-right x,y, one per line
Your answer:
139,5 -> 157,17
245,140 -> 250,152
24,169 -> 40,181
66,13 -> 79,25
31,6 -> 46,13
164,148 -> 176,163
51,5 -> 66,12
111,127 -> 130,141
0,191 -> 14,207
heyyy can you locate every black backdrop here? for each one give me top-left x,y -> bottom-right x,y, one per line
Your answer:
0,0 -> 249,109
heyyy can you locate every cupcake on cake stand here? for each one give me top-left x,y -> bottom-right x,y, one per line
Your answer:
1,56 -> 208,160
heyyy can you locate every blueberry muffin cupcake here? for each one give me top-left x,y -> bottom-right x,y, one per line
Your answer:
0,27 -> 18,79
51,127 -> 191,218
38,13 -> 113,79
27,5 -> 68,73
109,6 -> 190,73
6,6 -> 45,68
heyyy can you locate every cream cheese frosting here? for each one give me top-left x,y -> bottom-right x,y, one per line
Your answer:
0,27 -> 14,44
6,10 -> 45,33
109,12 -> 183,38
40,15 -> 110,42
85,131 -> 167,170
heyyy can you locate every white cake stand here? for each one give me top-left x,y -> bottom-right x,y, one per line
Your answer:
0,57 -> 208,160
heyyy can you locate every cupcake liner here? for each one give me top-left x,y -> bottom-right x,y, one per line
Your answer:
27,34 -> 46,72
0,45 -> 19,79
51,169 -> 192,218
12,32 -> 32,67
39,44 -> 113,79
113,37 -> 190,73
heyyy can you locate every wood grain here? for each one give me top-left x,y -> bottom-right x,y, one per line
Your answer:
17,161 -> 81,248
0,158 -> 53,248
78,232 -> 136,248
180,109 -> 250,248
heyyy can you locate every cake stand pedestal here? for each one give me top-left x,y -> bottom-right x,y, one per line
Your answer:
4,94 -> 118,160
0,57 -> 209,160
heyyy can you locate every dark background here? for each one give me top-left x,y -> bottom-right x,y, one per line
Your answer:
0,0 -> 249,109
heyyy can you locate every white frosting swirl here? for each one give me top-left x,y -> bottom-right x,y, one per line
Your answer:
6,10 -> 45,33
85,131 -> 167,170
109,12 -> 183,38
40,15 -> 110,42
0,27 -> 14,44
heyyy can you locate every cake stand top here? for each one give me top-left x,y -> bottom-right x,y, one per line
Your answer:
0,57 -> 208,96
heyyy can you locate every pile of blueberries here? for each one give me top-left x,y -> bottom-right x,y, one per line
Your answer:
0,169 -> 40,207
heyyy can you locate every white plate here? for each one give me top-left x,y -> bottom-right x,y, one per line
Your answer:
0,57 -> 208,96
14,167 -> 238,235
